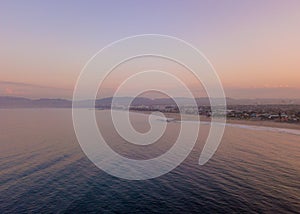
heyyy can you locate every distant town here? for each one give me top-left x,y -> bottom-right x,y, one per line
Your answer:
107,104 -> 300,123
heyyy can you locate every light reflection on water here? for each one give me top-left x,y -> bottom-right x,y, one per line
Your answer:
0,109 -> 299,213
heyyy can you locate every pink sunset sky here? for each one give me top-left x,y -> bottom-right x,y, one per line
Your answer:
1,0 -> 300,99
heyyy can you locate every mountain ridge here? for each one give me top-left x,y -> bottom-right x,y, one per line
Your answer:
0,96 -> 299,108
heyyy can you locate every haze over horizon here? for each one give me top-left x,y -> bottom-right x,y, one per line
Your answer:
1,0 -> 300,99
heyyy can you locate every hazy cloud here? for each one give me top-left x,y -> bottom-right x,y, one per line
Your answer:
0,81 -> 72,98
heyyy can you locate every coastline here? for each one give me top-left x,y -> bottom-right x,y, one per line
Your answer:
133,110 -> 300,131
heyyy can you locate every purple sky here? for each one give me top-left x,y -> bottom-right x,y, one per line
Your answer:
1,0 -> 300,99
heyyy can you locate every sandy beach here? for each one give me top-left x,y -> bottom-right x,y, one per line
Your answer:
133,111 -> 300,130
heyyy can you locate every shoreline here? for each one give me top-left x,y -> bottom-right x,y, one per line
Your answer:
132,110 -> 300,131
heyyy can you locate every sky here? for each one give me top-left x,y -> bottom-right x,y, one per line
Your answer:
1,0 -> 300,99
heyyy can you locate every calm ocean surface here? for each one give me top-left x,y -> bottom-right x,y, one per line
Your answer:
1,109 -> 299,213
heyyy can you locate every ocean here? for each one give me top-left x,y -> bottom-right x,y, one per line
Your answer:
1,109 -> 299,213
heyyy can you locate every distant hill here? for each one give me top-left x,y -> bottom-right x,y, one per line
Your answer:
0,96 -> 71,108
0,96 -> 300,108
